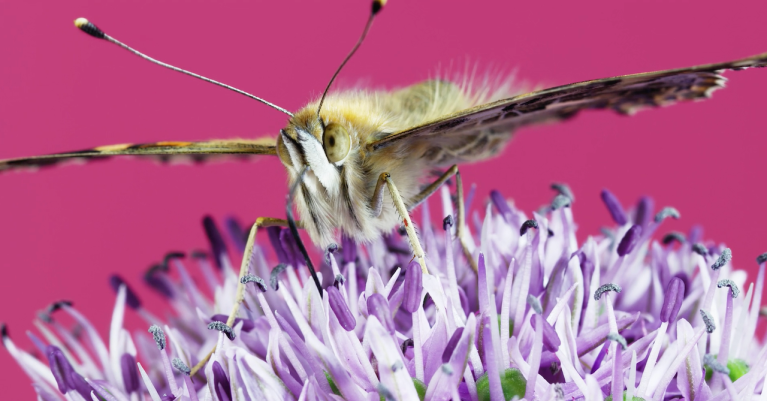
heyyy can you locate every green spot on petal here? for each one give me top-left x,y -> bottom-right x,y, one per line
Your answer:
476,368 -> 526,401
704,357 -> 750,382
605,390 -> 645,401
496,315 -> 514,336
324,371 -> 341,396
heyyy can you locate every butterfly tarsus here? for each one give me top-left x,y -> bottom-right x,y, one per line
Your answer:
189,216 -> 301,377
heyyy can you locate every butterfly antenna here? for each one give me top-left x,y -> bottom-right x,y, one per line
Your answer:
316,0 -> 386,115
73,18 -> 294,117
287,166 -> 323,295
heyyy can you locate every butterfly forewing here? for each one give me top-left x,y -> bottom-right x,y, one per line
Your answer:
368,51 -> 767,165
0,138 -> 277,172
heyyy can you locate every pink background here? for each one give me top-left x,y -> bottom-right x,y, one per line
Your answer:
2,0 -> 767,398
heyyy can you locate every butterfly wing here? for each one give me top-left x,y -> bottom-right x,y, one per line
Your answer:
0,138 -> 276,173
367,51 -> 767,166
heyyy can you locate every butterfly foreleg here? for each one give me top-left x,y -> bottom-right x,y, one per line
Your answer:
407,165 -> 479,274
371,173 -> 429,274
189,216 -> 301,376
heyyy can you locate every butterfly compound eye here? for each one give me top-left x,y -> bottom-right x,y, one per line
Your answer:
323,123 -> 351,163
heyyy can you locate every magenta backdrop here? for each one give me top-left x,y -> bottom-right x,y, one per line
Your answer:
2,0 -> 767,398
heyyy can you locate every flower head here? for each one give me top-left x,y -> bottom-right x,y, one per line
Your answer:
4,185 -> 766,400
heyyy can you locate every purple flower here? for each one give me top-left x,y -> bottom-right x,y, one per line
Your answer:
5,185 -> 767,401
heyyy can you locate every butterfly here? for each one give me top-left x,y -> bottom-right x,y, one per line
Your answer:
4,0 -> 767,375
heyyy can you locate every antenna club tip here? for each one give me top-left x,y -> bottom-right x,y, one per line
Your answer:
372,0 -> 386,15
74,17 -> 106,39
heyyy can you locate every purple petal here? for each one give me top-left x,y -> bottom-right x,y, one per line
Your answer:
490,190 -> 513,222
442,328 -> 464,363
108,275 -> 141,310
530,315 -> 561,352
211,314 -> 255,332
46,345 -> 75,394
212,361 -> 232,401
590,341 -> 609,374
402,261 -> 423,313
635,196 -> 654,227
617,225 -> 642,257
203,215 -> 228,270
69,372 -> 93,400
342,234 -> 357,264
266,226 -> 288,264
660,277 -> 685,323
601,189 -> 627,226
327,286 -> 356,331
367,293 -> 395,334
120,353 -> 140,394
225,217 -> 247,253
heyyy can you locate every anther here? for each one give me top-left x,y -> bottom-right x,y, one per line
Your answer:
520,219 -> 538,236
401,338 -> 414,354
240,274 -> 268,292
717,279 -> 740,298
607,332 -> 627,350
594,283 -> 622,301
616,225 -> 642,257
654,207 -> 681,223
148,325 -> 166,350
443,215 -> 454,231
270,263 -> 288,291
692,243 -> 709,256
551,183 -> 575,202
704,354 -> 730,375
171,358 -> 191,376
207,321 -> 236,341
661,232 -> 686,245
551,194 -> 571,210
711,248 -> 732,270
700,309 -> 716,333
601,189 -> 627,225
757,252 -> 767,265
527,294 -> 543,314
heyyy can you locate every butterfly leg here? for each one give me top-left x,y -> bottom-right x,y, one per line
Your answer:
189,216 -> 301,376
407,165 -> 478,274
371,172 -> 429,274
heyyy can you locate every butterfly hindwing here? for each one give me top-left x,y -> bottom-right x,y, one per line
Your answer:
0,138 -> 277,173
368,51 -> 767,165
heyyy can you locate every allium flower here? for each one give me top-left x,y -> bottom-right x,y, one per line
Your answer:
4,185 -> 767,400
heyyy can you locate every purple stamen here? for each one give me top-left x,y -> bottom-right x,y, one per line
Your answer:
144,266 -> 175,299
600,189 -> 627,225
608,333 -> 626,400
46,345 -> 75,394
616,225 -> 642,257
491,190 -> 513,222
654,206 -> 680,223
530,315 -> 561,352
266,226 -> 288,264
590,341 -> 609,374
757,252 -> 767,265
660,277 -> 685,323
225,217 -> 247,253
109,275 -> 141,310
442,328 -> 464,363
635,196 -> 654,227
443,214 -> 454,230
210,315 -> 255,332
212,361 -> 233,401
202,215 -> 228,269
367,293 -> 395,334
69,371 -> 94,400
342,234 -> 357,264
120,353 -> 139,394
327,286 -> 356,331
402,260 -> 424,313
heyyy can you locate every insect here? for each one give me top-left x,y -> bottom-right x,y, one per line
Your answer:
2,0 -> 766,375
